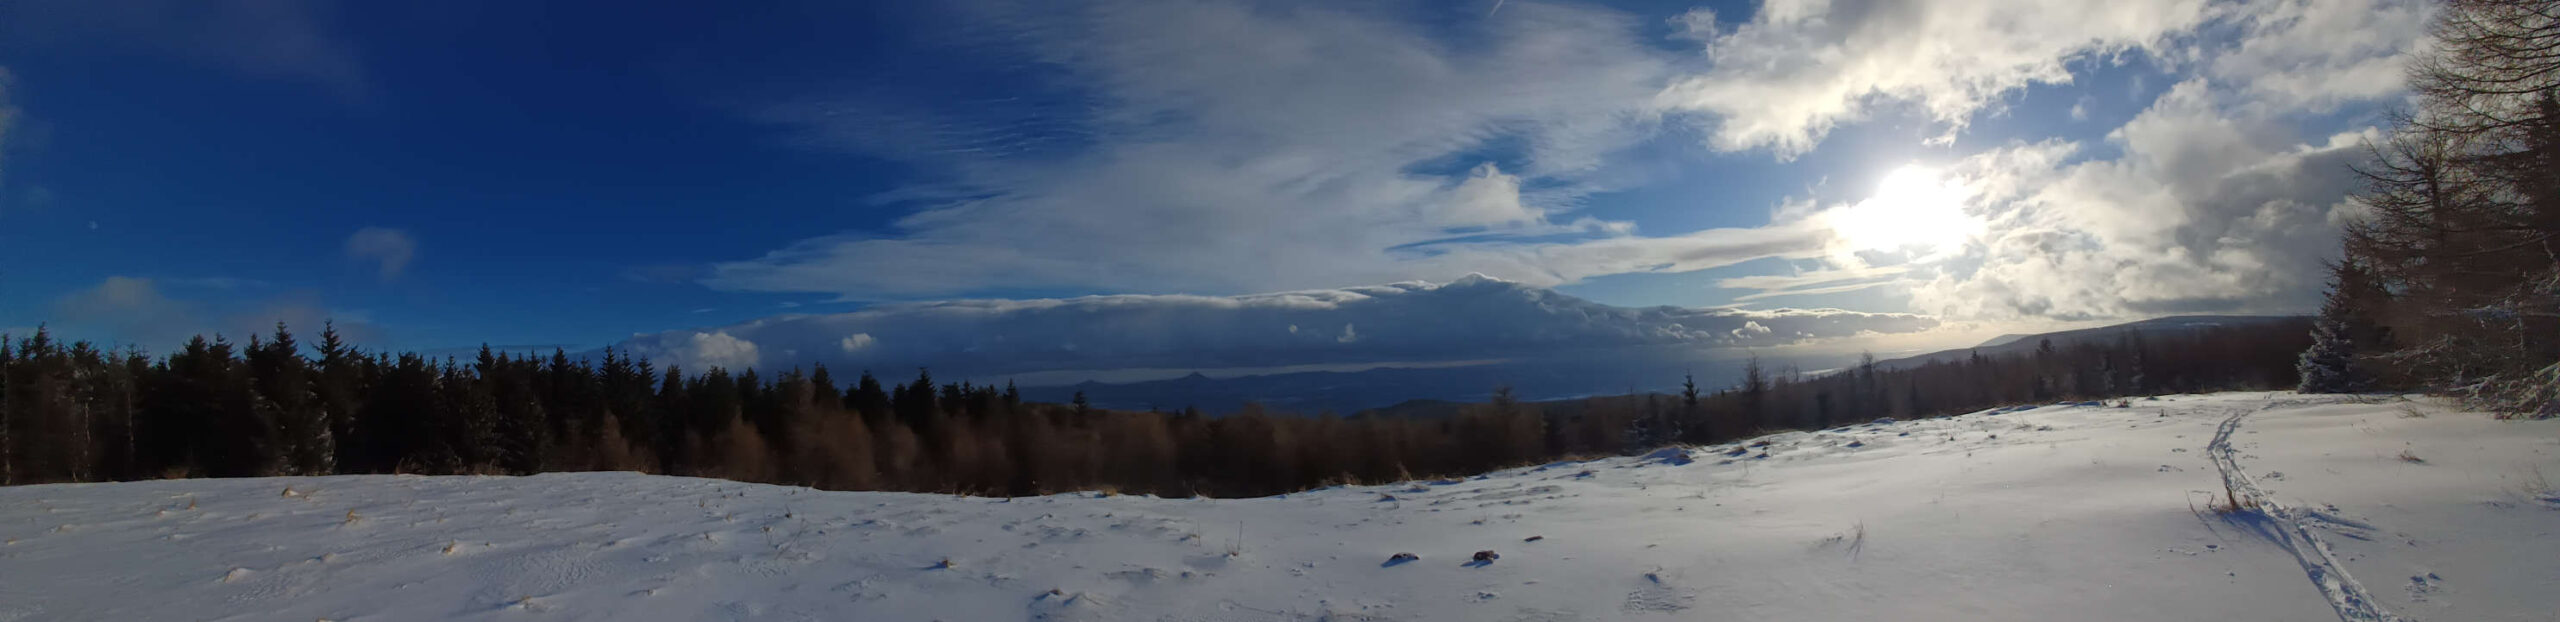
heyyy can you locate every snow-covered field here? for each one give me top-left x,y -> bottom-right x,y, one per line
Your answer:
4,393 -> 2556,621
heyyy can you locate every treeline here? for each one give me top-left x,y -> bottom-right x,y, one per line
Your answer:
2297,0 -> 2560,417
1612,323 -> 2308,450
2,320 -> 2305,496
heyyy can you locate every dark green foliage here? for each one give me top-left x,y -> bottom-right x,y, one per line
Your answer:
250,323 -> 332,475
2298,262 -> 2382,393
169,336 -> 268,478
0,319 -> 2310,495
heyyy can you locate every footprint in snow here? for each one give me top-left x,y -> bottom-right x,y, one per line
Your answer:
2406,572 -> 2444,602
1028,589 -> 1116,622
1500,608 -> 1584,622
1623,572 -> 1696,613
1105,567 -> 1173,584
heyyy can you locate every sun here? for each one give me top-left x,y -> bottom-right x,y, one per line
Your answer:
1825,165 -> 1976,255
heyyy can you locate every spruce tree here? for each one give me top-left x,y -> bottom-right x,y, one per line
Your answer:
87,348 -> 146,480
6,330 -> 73,481
1626,393 -> 1667,449
251,323 -> 332,475
314,322 -> 362,472
1739,356 -> 1768,429
1677,372 -> 1704,442
2298,262 -> 2378,393
847,370 -> 889,428
0,332 -> 12,485
809,364 -> 842,412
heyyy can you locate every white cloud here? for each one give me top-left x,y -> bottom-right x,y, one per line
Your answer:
1894,82 -> 2370,319
1719,264 -> 1915,303
839,333 -> 875,352
54,276 -> 195,348
1722,110 -> 2367,321
1658,0 -> 2212,156
672,331 -> 762,371
1443,163 -> 1543,228
44,276 -> 382,350
344,227 -> 417,282
2207,0 -> 2429,112
1693,0 -> 2428,320
616,275 -> 1939,378
712,0 -> 2423,324
1,0 -> 366,97
713,0 -> 1832,299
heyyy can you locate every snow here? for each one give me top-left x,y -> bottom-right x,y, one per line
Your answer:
3,393 -> 2555,621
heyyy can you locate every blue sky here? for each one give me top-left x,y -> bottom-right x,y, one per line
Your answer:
0,0 -> 2425,377
1,2 -> 976,350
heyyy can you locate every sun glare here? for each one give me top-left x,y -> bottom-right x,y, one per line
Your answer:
1827,165 -> 1975,254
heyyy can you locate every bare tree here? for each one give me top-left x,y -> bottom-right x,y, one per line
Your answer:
2330,0 -> 2560,415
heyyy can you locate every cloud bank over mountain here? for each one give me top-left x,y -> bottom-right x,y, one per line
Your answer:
615,275 -> 1938,381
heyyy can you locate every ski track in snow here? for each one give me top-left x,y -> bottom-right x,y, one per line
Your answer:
2207,398 -> 2400,622
4,392 -> 2556,621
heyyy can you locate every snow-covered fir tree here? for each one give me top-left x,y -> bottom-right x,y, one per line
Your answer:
2298,261 -> 2378,393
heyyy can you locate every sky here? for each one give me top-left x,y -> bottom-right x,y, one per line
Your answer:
0,0 -> 2426,382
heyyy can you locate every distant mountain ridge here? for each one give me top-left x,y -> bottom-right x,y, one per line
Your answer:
1975,334 -> 2033,348
1021,314 -> 2312,415
1872,315 -> 2308,372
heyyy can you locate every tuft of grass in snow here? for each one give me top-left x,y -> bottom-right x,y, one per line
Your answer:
2213,481 -> 2259,514
1845,521 -> 1868,561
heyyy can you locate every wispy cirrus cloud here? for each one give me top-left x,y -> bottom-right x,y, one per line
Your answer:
1718,264 -> 1916,303
711,0 -> 1831,300
717,0 -> 2427,327
1657,0 -> 2213,157
0,0 -> 366,98
0,66 -> 17,191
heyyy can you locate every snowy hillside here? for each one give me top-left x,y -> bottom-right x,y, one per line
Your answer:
4,394 -> 2555,621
